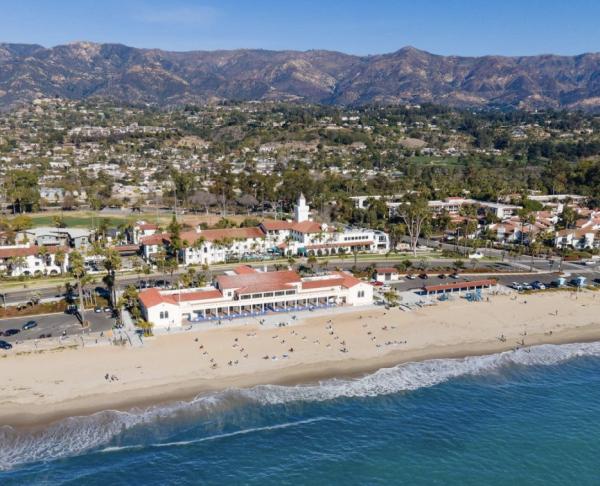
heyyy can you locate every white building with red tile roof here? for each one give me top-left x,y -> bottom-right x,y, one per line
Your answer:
139,194 -> 390,265
0,244 -> 69,277
131,221 -> 160,244
139,266 -> 373,328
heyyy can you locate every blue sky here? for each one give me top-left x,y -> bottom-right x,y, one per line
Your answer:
1,0 -> 599,56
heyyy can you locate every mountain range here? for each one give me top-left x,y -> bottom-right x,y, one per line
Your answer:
1,42 -> 600,111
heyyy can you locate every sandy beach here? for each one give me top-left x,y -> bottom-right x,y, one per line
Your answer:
1,290 -> 599,428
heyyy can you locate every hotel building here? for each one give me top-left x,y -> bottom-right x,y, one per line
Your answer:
139,194 -> 390,265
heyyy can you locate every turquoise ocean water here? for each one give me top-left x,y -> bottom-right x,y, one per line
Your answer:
2,341 -> 600,485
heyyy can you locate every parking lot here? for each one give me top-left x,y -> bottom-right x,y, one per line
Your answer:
386,271 -> 600,293
0,310 -> 115,344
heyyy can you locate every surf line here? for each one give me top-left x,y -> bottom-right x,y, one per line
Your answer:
100,416 -> 337,453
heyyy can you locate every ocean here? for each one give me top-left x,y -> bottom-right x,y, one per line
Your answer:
2,341 -> 600,485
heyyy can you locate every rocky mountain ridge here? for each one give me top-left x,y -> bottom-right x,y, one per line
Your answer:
1,42 -> 600,110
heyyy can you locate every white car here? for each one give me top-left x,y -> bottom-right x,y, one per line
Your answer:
511,282 -> 524,291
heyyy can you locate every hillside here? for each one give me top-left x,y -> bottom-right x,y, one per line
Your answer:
2,42 -> 600,110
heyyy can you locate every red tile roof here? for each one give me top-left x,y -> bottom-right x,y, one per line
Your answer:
112,244 -> 140,252
331,271 -> 364,288
236,282 -> 294,294
138,288 -> 166,308
233,265 -> 258,275
376,267 -> 398,274
180,227 -> 266,245
260,219 -> 294,231
139,287 -> 223,308
140,234 -> 168,245
0,245 -> 69,258
301,277 -> 346,290
216,269 -> 300,291
178,289 -> 223,302
291,221 -> 327,234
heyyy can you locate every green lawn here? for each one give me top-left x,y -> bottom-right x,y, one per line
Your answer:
11,213 -> 137,229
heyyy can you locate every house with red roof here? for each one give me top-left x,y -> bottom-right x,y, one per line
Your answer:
139,266 -> 373,328
0,244 -> 69,277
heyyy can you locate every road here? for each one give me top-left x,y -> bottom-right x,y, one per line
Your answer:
2,253 -> 599,304
0,310 -> 115,344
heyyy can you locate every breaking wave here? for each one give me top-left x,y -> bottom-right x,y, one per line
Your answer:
2,340 -> 600,471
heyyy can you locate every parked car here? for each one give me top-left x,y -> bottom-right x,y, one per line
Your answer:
438,274 -> 447,279
419,273 -> 429,279
522,283 -> 533,290
94,306 -> 102,313
22,320 -> 38,330
3,329 -> 20,337
0,340 -> 12,350
406,274 -> 416,280
372,281 -> 384,287
450,273 -> 460,279
104,307 -> 112,313
511,282 -> 524,291
469,252 -> 484,259
532,281 -> 546,290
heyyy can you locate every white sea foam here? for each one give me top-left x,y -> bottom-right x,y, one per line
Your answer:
241,341 -> 600,405
2,340 -> 600,471
99,416 -> 332,453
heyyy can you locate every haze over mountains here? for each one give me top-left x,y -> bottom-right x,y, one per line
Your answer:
2,41 -> 600,111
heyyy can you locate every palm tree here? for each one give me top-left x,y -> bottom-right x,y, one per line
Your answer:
102,248 -> 122,307
69,250 -> 88,326
136,319 -> 154,337
9,255 -> 27,276
54,248 -> 66,274
383,290 -> 399,307
530,240 -> 543,271
37,245 -> 49,266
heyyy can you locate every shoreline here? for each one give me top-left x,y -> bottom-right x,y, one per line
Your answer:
1,291 -> 600,429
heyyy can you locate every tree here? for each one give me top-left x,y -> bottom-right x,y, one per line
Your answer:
190,191 -> 217,214
383,290 -> 399,307
4,170 -> 40,213
559,206 -> 577,230
52,215 -> 66,228
9,214 -> 33,232
61,193 -> 77,211
164,257 -> 178,281
237,194 -> 259,214
119,285 -> 141,320
102,248 -> 122,307
54,248 -> 66,273
37,245 -> 49,266
397,197 -> 429,257
9,256 -> 27,276
69,250 -> 88,326
167,215 -> 183,263
97,218 -> 110,240
136,319 -> 154,337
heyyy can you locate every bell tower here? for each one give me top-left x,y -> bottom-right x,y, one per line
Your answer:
294,193 -> 309,222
